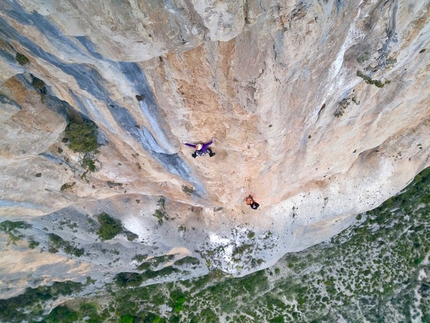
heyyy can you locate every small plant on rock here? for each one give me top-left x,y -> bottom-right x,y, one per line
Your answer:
32,77 -> 46,94
0,221 -> 31,244
64,120 -> 98,153
356,70 -> 391,88
16,53 -> 29,65
182,186 -> 195,195
153,197 -> 168,225
81,158 -> 96,172
61,182 -> 75,191
97,212 -> 122,240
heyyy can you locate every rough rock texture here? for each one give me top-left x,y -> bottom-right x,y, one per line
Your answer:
0,0 -> 429,297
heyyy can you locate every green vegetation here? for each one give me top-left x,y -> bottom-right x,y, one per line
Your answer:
81,158 -> 96,172
32,77 -> 46,93
158,196 -> 165,209
64,120 -> 98,153
115,267 -> 180,288
0,281 -> 84,322
0,220 -> 31,232
48,233 -> 84,257
0,220 -> 31,244
95,212 -> 138,241
119,315 -> 135,323
356,49 -> 396,90
356,52 -> 370,64
97,212 -> 122,241
78,303 -> 104,323
43,305 -> 79,323
182,185 -> 195,195
81,157 -> 97,182
124,229 -> 139,241
60,182 -> 75,191
107,181 -> 123,188
115,272 -> 144,287
90,166 -> 430,321
28,239 -> 40,249
4,168 -> 430,322
15,53 -> 29,65
334,95 -> 360,117
132,254 -> 147,262
153,196 -> 168,225
174,257 -> 200,267
137,254 -> 175,271
0,221 -> 42,251
356,70 -> 391,88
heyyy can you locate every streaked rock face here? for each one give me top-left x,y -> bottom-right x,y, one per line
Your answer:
0,0 -> 429,297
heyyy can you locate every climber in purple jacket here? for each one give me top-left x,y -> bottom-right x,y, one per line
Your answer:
184,138 -> 215,158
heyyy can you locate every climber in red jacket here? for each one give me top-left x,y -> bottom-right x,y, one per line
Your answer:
246,195 -> 260,210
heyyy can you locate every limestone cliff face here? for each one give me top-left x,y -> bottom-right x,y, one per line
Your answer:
0,0 -> 429,297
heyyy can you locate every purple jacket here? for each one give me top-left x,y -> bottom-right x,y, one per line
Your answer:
185,140 -> 213,152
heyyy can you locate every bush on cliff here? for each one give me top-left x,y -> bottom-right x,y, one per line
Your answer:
44,305 -> 79,323
119,315 -> 135,323
15,53 -> 29,65
64,120 -> 98,153
97,212 -> 122,240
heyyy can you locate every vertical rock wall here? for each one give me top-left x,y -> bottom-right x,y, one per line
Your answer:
0,0 -> 430,296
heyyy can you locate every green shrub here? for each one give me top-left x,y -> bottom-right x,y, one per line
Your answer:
356,70 -> 390,88
97,212 -> 122,240
174,257 -> 200,266
16,53 -> 29,65
0,220 -> 31,232
32,77 -> 46,94
0,281 -> 83,322
170,289 -> 186,313
119,315 -> 135,323
79,303 -> 102,322
142,313 -> 162,323
124,230 -> 138,241
64,120 -> 98,153
82,158 -> 96,171
182,185 -> 195,195
115,272 -> 143,287
60,182 -> 75,191
107,181 -> 123,188
28,239 -> 40,249
153,197 -> 168,225
44,305 -> 79,323
0,220 -> 31,244
48,233 -> 84,256
270,316 -> 285,323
